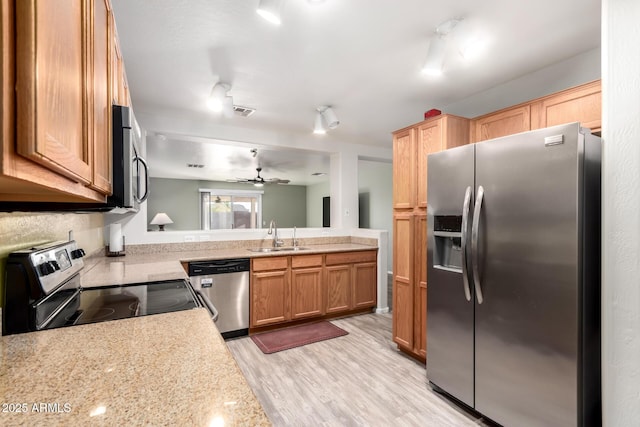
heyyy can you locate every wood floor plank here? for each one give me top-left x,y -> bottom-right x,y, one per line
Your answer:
226,313 -> 490,426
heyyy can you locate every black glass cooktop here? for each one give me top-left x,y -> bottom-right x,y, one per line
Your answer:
52,279 -> 200,329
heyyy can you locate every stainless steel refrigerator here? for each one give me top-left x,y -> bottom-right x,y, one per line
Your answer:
426,122 -> 601,427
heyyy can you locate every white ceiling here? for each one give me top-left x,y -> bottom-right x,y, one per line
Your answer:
111,0 -> 601,184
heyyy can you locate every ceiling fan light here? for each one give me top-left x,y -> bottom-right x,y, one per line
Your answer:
313,111 -> 326,134
256,0 -> 282,25
322,107 -> 339,129
421,35 -> 446,76
254,182 -> 264,187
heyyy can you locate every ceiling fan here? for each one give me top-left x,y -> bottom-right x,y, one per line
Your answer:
228,167 -> 290,186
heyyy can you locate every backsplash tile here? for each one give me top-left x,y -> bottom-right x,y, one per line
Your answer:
0,212 -> 104,306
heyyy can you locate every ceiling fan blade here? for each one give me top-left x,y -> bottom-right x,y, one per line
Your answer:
267,178 -> 290,184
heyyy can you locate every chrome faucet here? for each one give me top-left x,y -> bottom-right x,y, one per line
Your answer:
267,220 -> 284,247
292,226 -> 298,248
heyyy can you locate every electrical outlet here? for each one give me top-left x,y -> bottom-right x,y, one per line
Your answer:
184,235 -> 195,242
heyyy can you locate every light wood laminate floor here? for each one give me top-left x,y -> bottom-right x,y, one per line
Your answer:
226,313 -> 490,426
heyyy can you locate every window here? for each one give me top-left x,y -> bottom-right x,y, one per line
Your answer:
199,189 -> 263,230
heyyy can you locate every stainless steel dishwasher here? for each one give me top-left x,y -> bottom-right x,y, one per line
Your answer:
188,258 -> 250,339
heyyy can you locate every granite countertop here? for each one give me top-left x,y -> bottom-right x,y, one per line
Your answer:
80,242 -> 377,288
0,241 -> 376,425
0,309 -> 270,426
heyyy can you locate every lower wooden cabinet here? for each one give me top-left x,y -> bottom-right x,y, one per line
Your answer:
250,250 -> 378,332
325,250 -> 378,315
291,255 -> 324,320
325,265 -> 351,314
251,257 -> 290,327
392,213 -> 414,350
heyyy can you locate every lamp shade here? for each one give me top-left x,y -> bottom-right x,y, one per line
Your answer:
150,212 -> 173,231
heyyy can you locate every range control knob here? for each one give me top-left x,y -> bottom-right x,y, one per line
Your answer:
38,261 -> 56,276
70,248 -> 86,259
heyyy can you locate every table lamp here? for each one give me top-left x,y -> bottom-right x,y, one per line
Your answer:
150,212 -> 173,231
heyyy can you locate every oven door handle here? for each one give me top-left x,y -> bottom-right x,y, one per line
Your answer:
196,291 -> 219,322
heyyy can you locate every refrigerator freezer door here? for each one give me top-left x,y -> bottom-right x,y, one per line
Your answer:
473,123 -> 581,426
426,144 -> 475,407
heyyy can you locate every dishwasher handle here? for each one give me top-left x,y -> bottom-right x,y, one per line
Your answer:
197,291 -> 219,322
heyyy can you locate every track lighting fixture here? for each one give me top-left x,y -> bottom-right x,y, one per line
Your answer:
313,106 -> 339,134
208,83 -> 234,117
313,111 -> 326,134
421,19 -> 459,76
421,18 -> 486,76
256,0 -> 283,25
422,36 -> 447,76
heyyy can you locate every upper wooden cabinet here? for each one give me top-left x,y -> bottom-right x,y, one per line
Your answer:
471,105 -> 531,143
531,80 -> 601,133
470,80 -> 602,143
90,0 -> 113,194
393,114 -> 470,212
110,11 -> 129,107
16,0 -> 91,184
0,0 -> 118,202
392,127 -> 416,210
416,115 -> 469,208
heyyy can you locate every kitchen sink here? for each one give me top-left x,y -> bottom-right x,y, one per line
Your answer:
247,247 -> 309,253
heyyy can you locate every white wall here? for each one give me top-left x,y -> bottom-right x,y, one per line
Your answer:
601,0 -> 640,424
358,159 -> 393,270
442,48 -> 601,118
306,181 -> 330,227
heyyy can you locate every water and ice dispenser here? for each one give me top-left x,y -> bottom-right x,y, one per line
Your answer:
432,216 -> 463,273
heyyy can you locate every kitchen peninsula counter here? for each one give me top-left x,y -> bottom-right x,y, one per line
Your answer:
1,241 -> 378,425
0,308 -> 270,426
79,242 -> 378,288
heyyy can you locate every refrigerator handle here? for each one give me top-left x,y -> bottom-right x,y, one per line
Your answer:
471,185 -> 485,304
461,186 -> 472,301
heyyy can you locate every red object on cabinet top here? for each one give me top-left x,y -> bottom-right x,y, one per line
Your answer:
424,109 -> 442,119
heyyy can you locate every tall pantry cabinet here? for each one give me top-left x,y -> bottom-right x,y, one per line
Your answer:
392,114 -> 469,361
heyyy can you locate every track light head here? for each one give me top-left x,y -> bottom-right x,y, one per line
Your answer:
314,106 -> 339,133
208,83 -> 233,114
313,111 -> 327,134
421,36 -> 446,76
257,0 -> 282,25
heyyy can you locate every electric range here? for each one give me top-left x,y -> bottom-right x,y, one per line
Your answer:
2,240 -> 203,336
